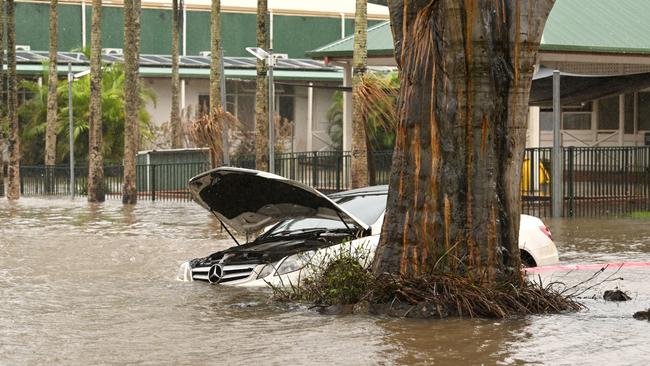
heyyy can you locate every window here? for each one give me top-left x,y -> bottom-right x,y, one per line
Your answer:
540,102 -> 592,131
237,95 -> 255,131
598,96 -> 619,130
540,111 -> 553,131
639,92 -> 650,131
198,94 -> 209,116
563,113 -> 591,130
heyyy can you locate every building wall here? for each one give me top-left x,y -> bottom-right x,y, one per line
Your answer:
16,3 -> 82,51
142,77 -> 338,153
16,2 -> 382,58
534,89 -> 650,148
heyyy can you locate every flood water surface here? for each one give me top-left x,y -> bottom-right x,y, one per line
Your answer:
2,199 -> 650,365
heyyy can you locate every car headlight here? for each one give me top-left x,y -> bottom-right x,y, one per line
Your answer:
256,261 -> 279,279
176,261 -> 193,282
275,251 -> 316,276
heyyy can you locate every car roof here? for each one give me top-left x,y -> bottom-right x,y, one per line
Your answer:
328,185 -> 388,198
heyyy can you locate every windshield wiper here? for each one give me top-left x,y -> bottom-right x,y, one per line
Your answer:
265,227 -> 329,239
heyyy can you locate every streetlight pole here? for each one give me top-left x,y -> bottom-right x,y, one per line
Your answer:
219,47 -> 230,166
552,70 -> 563,217
67,63 -> 75,198
246,47 -> 286,174
268,48 -> 275,174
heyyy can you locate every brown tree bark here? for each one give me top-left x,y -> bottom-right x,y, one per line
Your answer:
122,0 -> 141,204
6,0 -> 19,200
170,0 -> 182,148
254,0 -> 269,172
373,0 -> 554,283
350,0 -> 368,188
87,0 -> 104,202
43,0 -> 59,195
0,0 -> 5,197
45,0 -> 58,167
209,0 -> 223,167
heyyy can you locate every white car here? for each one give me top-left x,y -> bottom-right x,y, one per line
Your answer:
178,167 -> 559,286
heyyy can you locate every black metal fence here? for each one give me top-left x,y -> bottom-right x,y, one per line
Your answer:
19,162 -> 210,202
10,147 -> 650,217
520,147 -> 650,217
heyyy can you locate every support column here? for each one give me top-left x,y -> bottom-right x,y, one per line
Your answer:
528,106 -> 541,192
618,94 -> 625,145
81,0 -> 87,49
307,83 -> 313,151
527,106 -> 540,148
552,70 -> 563,217
181,79 -> 186,110
342,63 -> 352,152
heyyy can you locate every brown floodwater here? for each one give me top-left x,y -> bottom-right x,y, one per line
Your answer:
1,198 -> 650,365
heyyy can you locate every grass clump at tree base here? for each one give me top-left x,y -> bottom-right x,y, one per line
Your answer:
271,251 -> 584,318
271,252 -> 375,307
368,273 -> 584,318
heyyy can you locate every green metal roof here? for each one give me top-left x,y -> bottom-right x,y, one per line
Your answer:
307,21 -> 394,58
15,64 -> 342,81
541,0 -> 650,54
309,0 -> 650,58
14,51 -> 343,81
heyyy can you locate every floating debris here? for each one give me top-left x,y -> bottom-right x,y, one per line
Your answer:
633,309 -> 649,321
603,289 -> 631,302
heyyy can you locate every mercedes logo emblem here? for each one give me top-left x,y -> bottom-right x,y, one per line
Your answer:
207,264 -> 224,284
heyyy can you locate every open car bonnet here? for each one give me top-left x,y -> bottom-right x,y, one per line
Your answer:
188,167 -> 369,236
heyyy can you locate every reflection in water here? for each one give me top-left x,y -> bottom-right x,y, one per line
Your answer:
1,198 -> 650,365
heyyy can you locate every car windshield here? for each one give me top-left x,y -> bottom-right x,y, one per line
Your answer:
264,193 -> 387,236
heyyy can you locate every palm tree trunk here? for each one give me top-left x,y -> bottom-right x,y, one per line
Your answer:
122,0 -> 141,204
254,0 -> 269,172
87,0 -> 104,202
45,0 -> 58,167
372,0 -> 554,283
170,0 -> 182,148
0,0 -> 5,197
208,0 -> 223,167
6,0 -> 19,200
350,0 -> 368,188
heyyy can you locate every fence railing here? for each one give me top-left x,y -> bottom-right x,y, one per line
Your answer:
519,147 -> 650,217
9,147 -> 650,217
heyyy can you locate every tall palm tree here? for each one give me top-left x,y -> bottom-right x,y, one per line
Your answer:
170,0 -> 182,148
122,0 -> 141,204
254,0 -> 268,171
6,0 -> 20,200
45,0 -> 58,167
208,0 -> 223,167
350,0 -> 368,189
87,0 -> 104,202
0,0 -> 5,197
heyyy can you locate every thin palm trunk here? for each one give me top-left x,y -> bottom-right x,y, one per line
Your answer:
208,0 -> 223,167
0,0 -> 5,197
122,0 -> 141,204
6,0 -> 19,200
350,0 -> 368,188
170,0 -> 182,148
45,0 -> 58,167
254,0 -> 268,171
87,0 -> 104,202
373,0 -> 554,282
